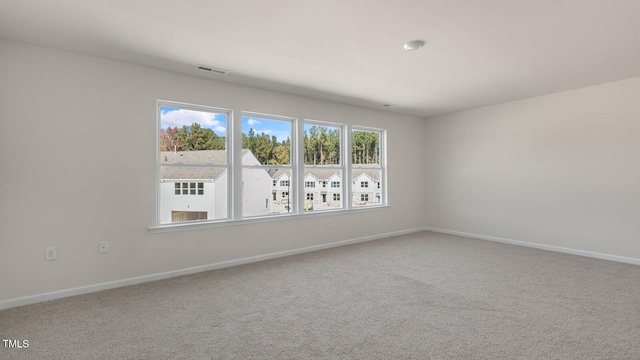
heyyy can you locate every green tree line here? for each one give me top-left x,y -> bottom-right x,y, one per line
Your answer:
242,128 -> 290,165
160,124 -> 379,166
160,123 -> 225,152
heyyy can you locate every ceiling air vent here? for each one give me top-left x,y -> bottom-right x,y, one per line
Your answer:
196,64 -> 228,75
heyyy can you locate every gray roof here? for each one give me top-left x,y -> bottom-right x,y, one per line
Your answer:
160,151 -> 380,181
160,150 -> 228,180
352,170 -> 381,181
161,150 -> 228,166
270,167 -> 379,181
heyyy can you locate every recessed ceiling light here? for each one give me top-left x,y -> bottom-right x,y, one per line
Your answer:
403,40 -> 425,51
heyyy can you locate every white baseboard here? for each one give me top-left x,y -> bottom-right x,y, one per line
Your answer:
424,226 -> 640,266
0,227 -> 424,311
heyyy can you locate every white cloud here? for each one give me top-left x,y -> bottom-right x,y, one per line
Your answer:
161,108 -> 226,133
247,118 -> 260,126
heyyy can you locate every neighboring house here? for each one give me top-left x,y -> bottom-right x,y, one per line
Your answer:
269,168 -> 381,211
352,171 -> 381,205
160,151 -> 381,222
159,149 -> 271,223
270,169 -> 292,206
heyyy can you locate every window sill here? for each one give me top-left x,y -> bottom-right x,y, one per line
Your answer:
148,205 -> 391,234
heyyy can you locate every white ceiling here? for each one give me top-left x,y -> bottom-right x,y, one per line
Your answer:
2,0 -> 640,118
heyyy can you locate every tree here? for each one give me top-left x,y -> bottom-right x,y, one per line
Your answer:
165,123 -> 225,152
352,130 -> 379,164
160,126 -> 180,151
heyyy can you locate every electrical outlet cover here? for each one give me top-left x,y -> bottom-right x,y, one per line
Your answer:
45,247 -> 57,261
99,241 -> 108,254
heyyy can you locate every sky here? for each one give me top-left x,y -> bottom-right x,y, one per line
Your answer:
242,116 -> 291,142
161,106 -> 338,142
160,106 -> 226,134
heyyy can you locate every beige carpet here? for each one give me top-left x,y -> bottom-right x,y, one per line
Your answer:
1,231 -> 639,359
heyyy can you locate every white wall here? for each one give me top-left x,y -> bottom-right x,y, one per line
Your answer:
0,39 -> 426,303
424,77 -> 640,260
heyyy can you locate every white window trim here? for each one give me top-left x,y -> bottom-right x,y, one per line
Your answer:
350,126 -> 387,207
156,100 -> 232,225
152,101 -> 388,232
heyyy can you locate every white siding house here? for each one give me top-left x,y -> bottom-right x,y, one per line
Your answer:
160,150 -> 270,223
269,168 -> 380,211
242,152 -> 273,217
352,171 -> 381,206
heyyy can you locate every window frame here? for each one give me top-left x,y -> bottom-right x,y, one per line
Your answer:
152,101 -> 388,232
240,111 -> 295,218
302,119 -> 346,213
156,101 -> 231,225
350,126 -> 387,209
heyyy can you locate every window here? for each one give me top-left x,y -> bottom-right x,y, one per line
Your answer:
303,122 -> 343,212
158,103 -> 228,224
173,182 -> 204,195
156,101 -> 386,228
352,128 -> 385,208
242,113 -> 292,217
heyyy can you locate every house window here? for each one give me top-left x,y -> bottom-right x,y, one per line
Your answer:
158,103 -> 228,224
156,101 -> 387,228
173,182 -> 204,196
352,128 -> 385,208
303,121 -> 343,212
242,114 -> 292,218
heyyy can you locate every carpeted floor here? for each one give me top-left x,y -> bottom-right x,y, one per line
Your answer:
1,231 -> 639,359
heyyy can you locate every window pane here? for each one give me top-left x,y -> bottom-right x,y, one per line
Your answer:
244,168 -> 292,216
159,166 -> 227,223
352,129 -> 380,165
352,169 -> 381,207
160,106 -> 227,165
241,116 -> 291,165
304,124 -> 341,165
